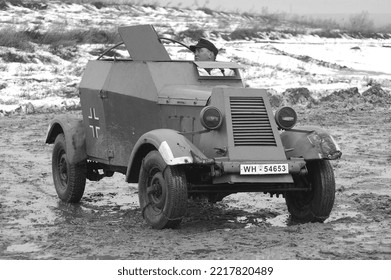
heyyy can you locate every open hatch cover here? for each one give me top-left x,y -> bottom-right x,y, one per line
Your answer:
118,25 -> 171,61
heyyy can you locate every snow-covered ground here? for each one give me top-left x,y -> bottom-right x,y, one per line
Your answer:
1,2 -> 390,114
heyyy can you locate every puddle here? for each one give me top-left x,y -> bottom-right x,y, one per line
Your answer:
6,243 -> 41,253
223,193 -> 290,228
82,179 -> 139,211
84,191 -> 139,211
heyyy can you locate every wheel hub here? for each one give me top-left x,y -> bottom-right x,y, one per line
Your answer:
147,172 -> 167,209
59,154 -> 68,186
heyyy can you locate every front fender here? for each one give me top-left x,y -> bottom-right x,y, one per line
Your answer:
281,126 -> 342,160
45,114 -> 87,164
125,129 -> 208,183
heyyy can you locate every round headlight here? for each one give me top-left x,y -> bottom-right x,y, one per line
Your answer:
200,106 -> 223,130
275,106 -> 297,130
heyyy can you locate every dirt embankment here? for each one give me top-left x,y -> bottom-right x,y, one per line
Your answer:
0,103 -> 390,259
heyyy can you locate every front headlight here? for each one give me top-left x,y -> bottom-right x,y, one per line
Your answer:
275,106 -> 297,130
200,106 -> 223,130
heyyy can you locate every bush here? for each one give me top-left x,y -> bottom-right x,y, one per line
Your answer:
2,51 -> 28,62
0,26 -> 121,53
0,28 -> 33,51
176,28 -> 205,41
30,27 -> 119,46
142,4 -> 157,10
229,27 -> 283,40
311,30 -> 341,38
40,29 -> 84,46
91,1 -> 105,9
0,0 -> 47,10
197,7 -> 213,15
230,28 -> 261,40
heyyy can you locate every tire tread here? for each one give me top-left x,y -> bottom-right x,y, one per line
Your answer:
286,160 -> 335,223
52,134 -> 86,203
138,151 -> 187,229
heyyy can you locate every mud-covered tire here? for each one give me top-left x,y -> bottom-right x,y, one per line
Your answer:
52,133 -> 86,203
138,151 -> 188,229
286,160 -> 335,223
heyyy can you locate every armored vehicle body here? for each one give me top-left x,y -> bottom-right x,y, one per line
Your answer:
46,25 -> 341,229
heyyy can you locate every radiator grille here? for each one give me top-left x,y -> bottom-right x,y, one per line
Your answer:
230,96 -> 276,146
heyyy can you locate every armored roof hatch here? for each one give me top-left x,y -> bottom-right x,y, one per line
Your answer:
118,25 -> 171,61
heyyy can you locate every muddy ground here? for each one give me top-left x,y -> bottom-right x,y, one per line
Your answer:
0,106 -> 390,260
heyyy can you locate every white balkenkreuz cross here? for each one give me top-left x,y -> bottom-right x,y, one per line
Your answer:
88,108 -> 100,138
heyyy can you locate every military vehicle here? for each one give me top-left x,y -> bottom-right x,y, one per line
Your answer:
45,25 -> 341,229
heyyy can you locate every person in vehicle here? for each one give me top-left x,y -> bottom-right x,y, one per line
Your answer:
190,38 -> 219,62
190,38 -> 234,76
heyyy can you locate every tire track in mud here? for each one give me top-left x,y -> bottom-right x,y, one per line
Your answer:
0,114 -> 58,258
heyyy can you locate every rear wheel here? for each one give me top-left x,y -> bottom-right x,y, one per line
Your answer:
52,134 -> 86,203
138,151 -> 188,229
286,160 -> 335,223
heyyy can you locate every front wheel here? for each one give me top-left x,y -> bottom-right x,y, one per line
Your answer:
286,160 -> 335,223
52,133 -> 86,203
138,151 -> 188,229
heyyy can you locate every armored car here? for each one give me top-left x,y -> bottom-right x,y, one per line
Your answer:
46,25 -> 341,229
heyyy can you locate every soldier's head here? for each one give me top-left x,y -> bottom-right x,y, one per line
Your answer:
190,38 -> 218,61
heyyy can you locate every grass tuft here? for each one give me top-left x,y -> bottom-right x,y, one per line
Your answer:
0,0 -> 47,10
0,27 -> 120,51
0,28 -> 34,51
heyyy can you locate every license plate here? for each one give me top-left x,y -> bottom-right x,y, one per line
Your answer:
240,163 -> 289,175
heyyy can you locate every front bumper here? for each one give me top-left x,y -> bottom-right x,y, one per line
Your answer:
219,158 -> 307,175
210,158 -> 306,185
188,158 -> 309,193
